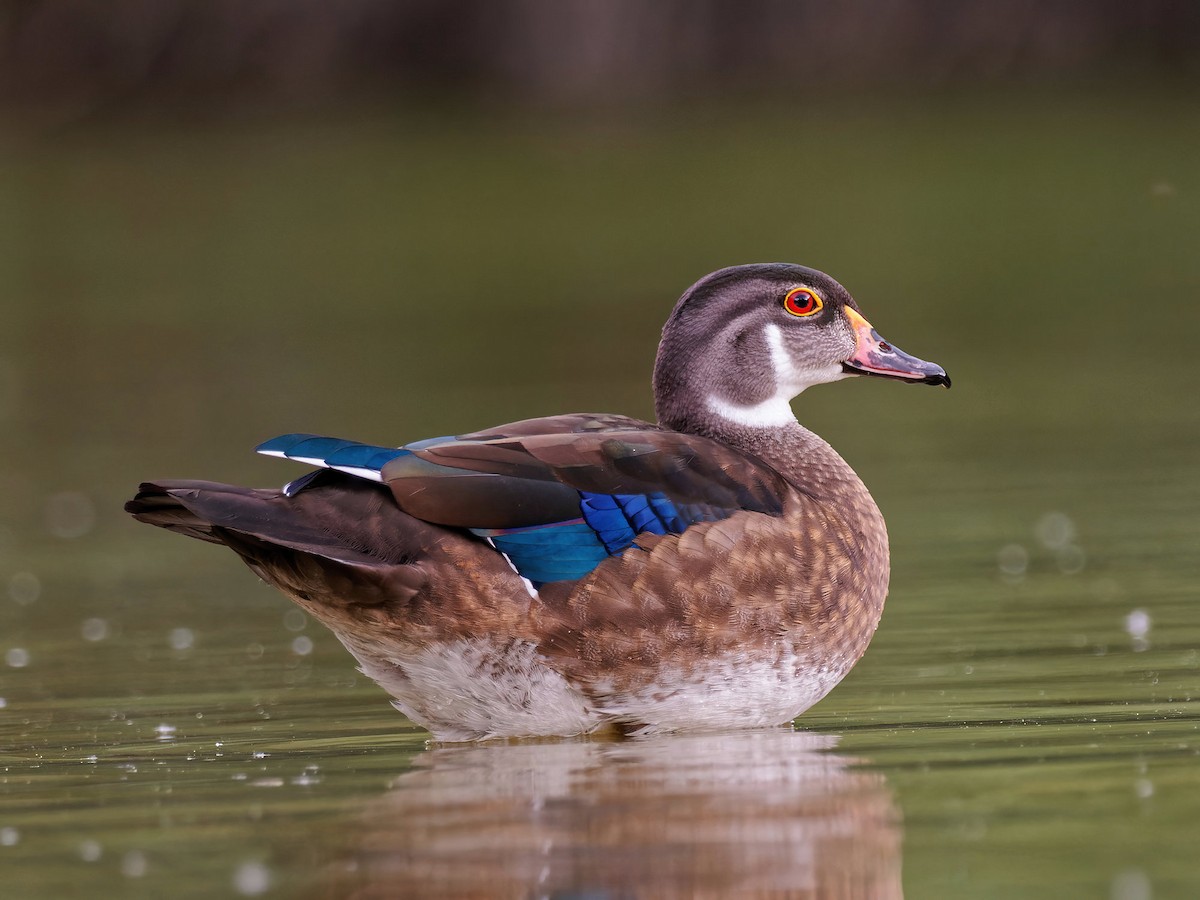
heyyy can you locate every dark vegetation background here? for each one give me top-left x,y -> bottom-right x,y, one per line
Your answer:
3,1 -> 1198,119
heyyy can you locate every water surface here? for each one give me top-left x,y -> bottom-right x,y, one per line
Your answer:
2,88 -> 1199,897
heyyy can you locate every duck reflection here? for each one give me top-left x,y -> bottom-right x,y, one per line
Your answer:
322,729 -> 901,899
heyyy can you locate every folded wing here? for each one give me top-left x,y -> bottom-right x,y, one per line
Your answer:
257,414 -> 790,586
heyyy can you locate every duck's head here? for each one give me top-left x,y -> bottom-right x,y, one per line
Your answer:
653,263 -> 949,433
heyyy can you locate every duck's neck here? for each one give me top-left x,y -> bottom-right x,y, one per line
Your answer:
718,419 -> 865,500
660,400 -> 870,505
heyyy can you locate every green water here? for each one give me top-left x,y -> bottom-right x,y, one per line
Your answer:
2,86 -> 1199,897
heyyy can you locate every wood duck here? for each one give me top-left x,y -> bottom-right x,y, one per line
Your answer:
127,263 -> 949,741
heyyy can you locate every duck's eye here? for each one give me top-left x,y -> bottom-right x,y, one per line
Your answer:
782,287 -> 822,318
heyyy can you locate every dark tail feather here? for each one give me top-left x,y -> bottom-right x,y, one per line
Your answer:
125,480 -> 244,544
125,477 -> 431,605
125,478 -> 386,563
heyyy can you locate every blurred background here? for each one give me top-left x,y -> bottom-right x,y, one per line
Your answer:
3,0 -> 1197,517
2,3 -> 1200,898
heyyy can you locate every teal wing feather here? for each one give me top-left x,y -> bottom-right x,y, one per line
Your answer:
255,416 -> 789,584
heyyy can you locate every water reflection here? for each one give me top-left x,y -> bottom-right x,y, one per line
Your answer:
323,729 -> 901,898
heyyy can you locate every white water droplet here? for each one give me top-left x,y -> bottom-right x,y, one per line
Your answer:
233,860 -> 272,895
291,635 -> 313,656
81,618 -> 109,642
0,827 -> 19,846
8,572 -> 40,605
997,544 -> 1028,578
1125,609 -> 1151,639
79,839 -> 102,862
1110,868 -> 1152,900
45,491 -> 96,539
168,628 -> 195,651
5,648 -> 29,668
1035,512 -> 1075,550
1056,544 -> 1086,575
122,850 -> 148,878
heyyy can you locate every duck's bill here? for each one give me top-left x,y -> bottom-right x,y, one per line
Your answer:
842,308 -> 951,388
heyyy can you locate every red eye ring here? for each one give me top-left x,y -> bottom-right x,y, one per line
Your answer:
783,287 -> 822,317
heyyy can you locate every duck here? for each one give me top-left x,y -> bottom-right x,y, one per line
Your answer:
126,263 -> 949,741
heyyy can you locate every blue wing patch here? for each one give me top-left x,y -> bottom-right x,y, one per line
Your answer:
582,492 -> 671,553
471,491 -> 739,586
257,433 -> 453,481
257,433 -> 751,586
580,491 -> 730,554
471,520 -> 608,585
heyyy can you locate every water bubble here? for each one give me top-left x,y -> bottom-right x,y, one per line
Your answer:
169,628 -> 195,651
1125,609 -> 1151,639
283,609 -> 307,632
291,635 -> 314,656
1056,544 -> 1086,575
81,618 -> 109,642
997,544 -> 1028,579
122,850 -> 148,878
1125,609 -> 1151,652
233,860 -> 272,895
1035,512 -> 1076,550
246,642 -> 264,660
5,647 -> 30,668
1110,868 -> 1151,900
0,827 -> 19,846
79,839 -> 102,862
45,492 -> 96,539
9,572 -> 40,605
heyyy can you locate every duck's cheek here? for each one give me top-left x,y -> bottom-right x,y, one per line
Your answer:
760,323 -> 850,394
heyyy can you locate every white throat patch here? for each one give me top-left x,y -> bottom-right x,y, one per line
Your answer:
706,323 -> 845,429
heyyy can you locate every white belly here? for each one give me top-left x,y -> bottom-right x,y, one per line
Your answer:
343,636 -> 845,741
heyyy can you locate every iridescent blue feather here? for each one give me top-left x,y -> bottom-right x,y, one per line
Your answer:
258,433 -> 752,586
